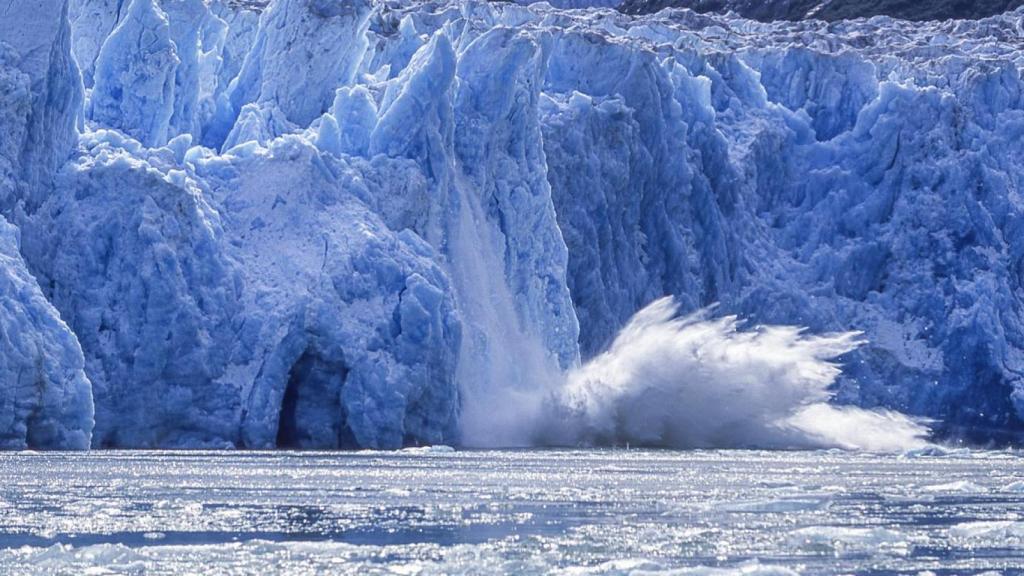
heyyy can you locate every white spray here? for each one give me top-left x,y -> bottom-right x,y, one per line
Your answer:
536,298 -> 929,451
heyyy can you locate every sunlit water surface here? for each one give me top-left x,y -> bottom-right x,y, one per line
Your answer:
0,449 -> 1023,574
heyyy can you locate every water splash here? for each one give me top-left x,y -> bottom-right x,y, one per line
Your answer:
459,296 -> 930,451
541,297 -> 930,450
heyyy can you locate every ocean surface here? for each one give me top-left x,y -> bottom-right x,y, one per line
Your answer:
0,449 -> 1022,574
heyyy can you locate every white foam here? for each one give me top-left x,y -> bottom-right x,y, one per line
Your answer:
501,297 -> 932,451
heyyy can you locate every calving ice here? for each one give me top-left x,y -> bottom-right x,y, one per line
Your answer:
1,0 -> 1022,450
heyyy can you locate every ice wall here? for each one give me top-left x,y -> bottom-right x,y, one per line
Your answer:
617,0 -> 1023,21
3,0 -> 1024,448
88,0 -> 191,148
0,0 -> 82,212
18,127 -> 462,449
221,0 -> 373,143
0,217 -> 93,450
193,136 -> 462,450
540,31 -> 741,357
453,27 -> 580,370
21,131 -> 245,447
68,0 -> 125,88
0,0 -> 94,449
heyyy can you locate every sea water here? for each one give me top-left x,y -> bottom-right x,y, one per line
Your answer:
0,449 -> 1022,574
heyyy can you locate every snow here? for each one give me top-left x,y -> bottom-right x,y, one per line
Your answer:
2,0 -> 1024,448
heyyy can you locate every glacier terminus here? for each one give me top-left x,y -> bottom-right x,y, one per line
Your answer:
1,0 -> 1024,450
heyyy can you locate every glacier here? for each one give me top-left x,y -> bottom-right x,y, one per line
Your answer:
0,0 -> 1022,449
0,217 -> 93,450
616,0 -> 1024,22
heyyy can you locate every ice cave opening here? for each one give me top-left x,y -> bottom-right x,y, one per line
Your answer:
274,351 -> 357,449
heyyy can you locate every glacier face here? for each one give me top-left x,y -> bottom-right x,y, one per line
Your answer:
0,0 -> 1023,448
0,217 -> 93,450
617,0 -> 1024,22
0,0 -> 81,212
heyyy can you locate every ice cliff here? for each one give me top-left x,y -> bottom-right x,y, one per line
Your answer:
0,0 -> 1022,448
0,218 -> 93,450
617,0 -> 1024,22
1,0 -> 92,450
